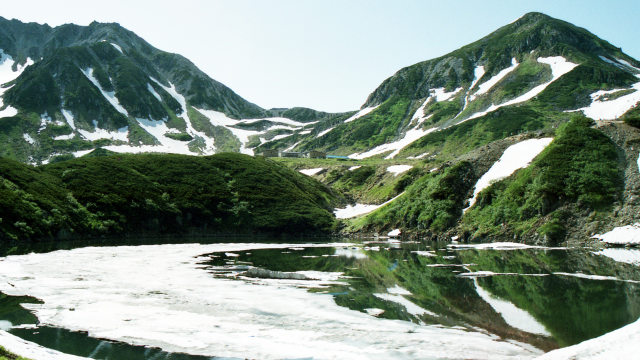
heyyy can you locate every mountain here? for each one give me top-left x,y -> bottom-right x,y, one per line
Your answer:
261,12 -> 640,159
0,17 -> 346,163
274,12 -> 639,245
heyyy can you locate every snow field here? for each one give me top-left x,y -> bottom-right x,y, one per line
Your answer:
465,138 -> 553,211
0,243 -> 540,360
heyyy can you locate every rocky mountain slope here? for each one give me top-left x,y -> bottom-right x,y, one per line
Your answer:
0,17 -> 348,163
276,12 -> 640,244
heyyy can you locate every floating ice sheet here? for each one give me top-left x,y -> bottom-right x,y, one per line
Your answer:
0,243 -> 539,359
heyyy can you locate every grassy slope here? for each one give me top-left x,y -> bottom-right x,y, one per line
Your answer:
0,152 -> 339,242
348,116 -> 624,242
461,116 -> 623,242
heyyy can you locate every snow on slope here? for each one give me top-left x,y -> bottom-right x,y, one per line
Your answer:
344,105 -> 380,123
150,78 -> 215,154
386,164 -> 413,176
465,138 -> 553,211
0,50 -> 33,118
110,42 -> 123,54
535,317 -> 640,360
22,133 -> 35,144
78,120 -> 128,141
464,57 -> 579,122
432,87 -> 463,101
334,193 -> 405,219
578,82 -> 640,120
0,243 -> 539,360
298,168 -> 324,176
81,68 -> 129,117
471,58 -> 519,101
592,223 -> 640,245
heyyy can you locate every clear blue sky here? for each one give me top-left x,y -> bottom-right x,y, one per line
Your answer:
4,0 -> 640,112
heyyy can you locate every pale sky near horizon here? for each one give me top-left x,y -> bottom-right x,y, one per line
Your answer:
2,0 -> 639,112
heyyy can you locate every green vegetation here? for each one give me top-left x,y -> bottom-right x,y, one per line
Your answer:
461,116 -> 623,241
404,105 -> 554,160
0,346 -> 31,360
0,153 -> 339,242
302,96 -> 416,153
353,161 -> 474,233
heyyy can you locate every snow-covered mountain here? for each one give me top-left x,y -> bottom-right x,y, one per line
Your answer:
0,17 -> 348,163
260,12 -> 640,160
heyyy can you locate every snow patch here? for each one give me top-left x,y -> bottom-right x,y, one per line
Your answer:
110,42 -> 123,54
469,65 -> 486,92
298,168 -> 324,176
349,123 -> 437,160
147,83 -> 162,102
578,82 -> 640,120
592,223 -> 640,245
465,138 -> 552,211
407,152 -> 429,159
81,68 -> 128,117
344,105 -> 379,123
471,58 -> 519,100
22,133 -> 35,144
432,87 -> 463,102
463,57 -> 579,122
333,193 -> 404,219
388,229 -> 401,237
78,120 -> 128,141
348,165 -> 361,171
73,149 -> 94,158
386,164 -> 413,176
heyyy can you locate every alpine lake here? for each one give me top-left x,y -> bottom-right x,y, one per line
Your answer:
0,236 -> 638,359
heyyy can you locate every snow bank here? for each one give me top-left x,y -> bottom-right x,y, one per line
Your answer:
110,43 -> 123,54
431,87 -> 463,102
592,223 -> 640,245
147,83 -> 162,102
150,79 -> 215,154
61,109 -> 76,130
579,82 -> 640,120
473,279 -> 550,336
386,164 -> 413,176
298,167 -> 324,176
78,120 -> 128,141
0,243 -> 540,360
465,138 -> 553,211
349,126 -> 437,160
344,105 -> 379,123
535,317 -> 640,360
348,165 -> 361,171
470,65 -> 486,91
22,133 -> 35,144
388,229 -> 401,237
471,58 -> 519,100
464,57 -> 579,122
334,193 -> 404,219
81,68 -> 129,117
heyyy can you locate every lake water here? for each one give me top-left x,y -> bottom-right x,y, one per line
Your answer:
0,238 -> 639,359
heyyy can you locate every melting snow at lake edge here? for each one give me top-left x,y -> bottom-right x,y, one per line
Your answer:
0,243 -> 540,360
